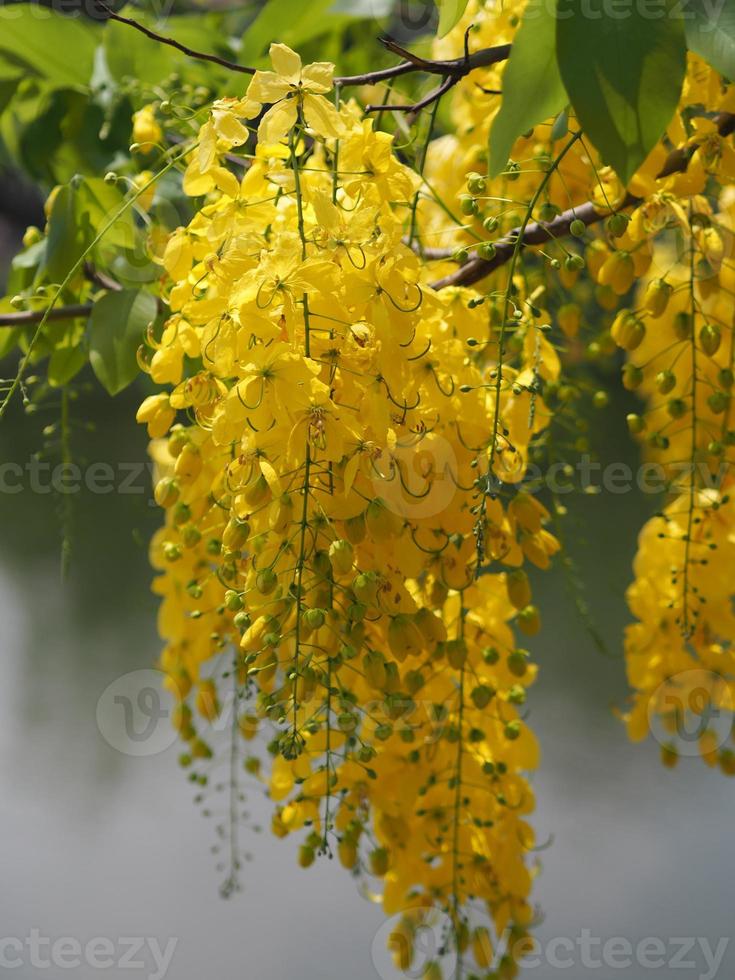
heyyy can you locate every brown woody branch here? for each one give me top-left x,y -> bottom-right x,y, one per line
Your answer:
363,34 -> 509,114
0,267 -> 125,328
93,1 -> 256,75
431,112 -> 735,291
337,36 -> 511,87
90,4 -> 511,95
0,304 -> 93,328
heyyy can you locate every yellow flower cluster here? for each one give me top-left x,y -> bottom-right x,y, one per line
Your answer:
429,1 -> 735,775
616,195 -> 735,772
593,73 -> 735,770
137,42 -> 561,976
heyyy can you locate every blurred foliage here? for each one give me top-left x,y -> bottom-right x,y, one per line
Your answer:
0,0 -> 436,185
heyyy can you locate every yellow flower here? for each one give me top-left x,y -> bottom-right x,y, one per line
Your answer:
247,43 -> 343,143
132,104 -> 162,153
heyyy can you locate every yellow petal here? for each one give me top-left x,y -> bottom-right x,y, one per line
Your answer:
247,71 -> 291,104
302,61 -> 334,94
259,459 -> 283,496
212,109 -> 250,147
258,98 -> 298,144
269,42 -> 302,81
210,166 -> 241,198
182,158 -> 214,196
303,94 -> 343,139
197,119 -> 217,173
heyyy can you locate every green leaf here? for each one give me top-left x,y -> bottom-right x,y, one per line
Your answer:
88,289 -> 157,395
79,178 -> 137,251
0,62 -> 21,115
104,19 -> 175,86
0,6 -> 97,90
550,108 -> 570,143
242,0 -> 366,62
49,342 -> 87,387
45,184 -> 92,284
436,0 -> 469,37
556,0 -> 687,183
685,0 -> 735,79
489,0 -> 567,177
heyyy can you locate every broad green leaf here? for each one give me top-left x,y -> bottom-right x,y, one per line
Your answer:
89,289 -> 157,395
685,0 -> 735,79
0,61 -> 21,115
0,6 -> 97,90
489,0 -> 567,177
45,184 -> 92,284
49,342 -> 87,387
11,239 -> 46,273
104,20 -> 175,85
242,0 -> 364,62
437,0 -> 470,37
80,178 -> 137,252
550,108 -> 570,142
556,0 -> 687,183
0,324 -> 23,361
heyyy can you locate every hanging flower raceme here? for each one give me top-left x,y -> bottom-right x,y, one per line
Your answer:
138,40 -> 559,978
423,0 -> 735,778
610,183 -> 735,772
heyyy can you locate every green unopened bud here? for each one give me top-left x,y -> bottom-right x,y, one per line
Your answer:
570,218 -> 586,237
607,212 -> 629,238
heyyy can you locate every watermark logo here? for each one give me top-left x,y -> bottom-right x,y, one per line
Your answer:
97,669 -> 177,757
648,669 -> 734,758
370,921 -> 730,978
372,909 -> 457,980
372,433 -> 459,520
0,931 -> 177,980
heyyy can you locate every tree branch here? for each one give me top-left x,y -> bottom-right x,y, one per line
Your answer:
93,1 -> 256,75
366,72 -> 457,115
431,112 -> 735,291
89,5 -> 510,94
0,304 -> 93,328
336,36 -> 511,88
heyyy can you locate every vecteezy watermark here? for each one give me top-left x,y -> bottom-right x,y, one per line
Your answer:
96,671 -> 486,756
3,454 -> 734,504
97,669 -> 179,757
371,913 -> 730,979
0,0 -> 180,21
0,459 -> 157,499
528,0 -> 729,25
648,669 -> 735,758
0,931 -> 177,979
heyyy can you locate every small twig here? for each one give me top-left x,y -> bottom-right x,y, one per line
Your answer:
84,263 -> 123,293
93,0 -> 255,75
431,112 -> 735,290
364,32 -> 504,115
366,72 -> 457,114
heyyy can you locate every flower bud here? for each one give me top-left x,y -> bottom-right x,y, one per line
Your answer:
644,278 -> 673,317
506,569 -> 531,610
328,538 -> 354,576
517,604 -> 540,636
611,310 -> 645,351
699,323 -> 721,356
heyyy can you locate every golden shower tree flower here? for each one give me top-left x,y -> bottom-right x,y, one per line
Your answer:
247,42 -> 344,142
